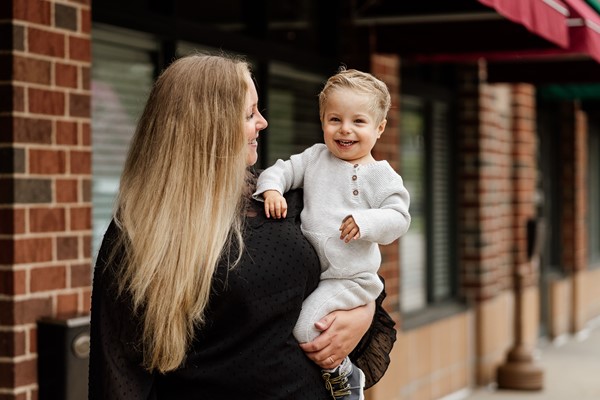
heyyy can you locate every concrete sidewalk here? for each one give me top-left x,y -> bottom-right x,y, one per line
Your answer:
464,324 -> 600,400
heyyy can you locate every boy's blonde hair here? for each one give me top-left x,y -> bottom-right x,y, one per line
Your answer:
318,67 -> 391,124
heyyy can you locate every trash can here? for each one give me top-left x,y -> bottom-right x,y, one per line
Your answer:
37,315 -> 90,400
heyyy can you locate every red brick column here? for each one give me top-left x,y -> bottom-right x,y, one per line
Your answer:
560,102 -> 588,332
457,63 -> 514,302
371,54 -> 401,320
510,84 -> 538,284
0,0 -> 92,398
560,103 -> 588,274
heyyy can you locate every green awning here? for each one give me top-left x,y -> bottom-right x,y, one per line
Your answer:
537,0 -> 600,100
586,0 -> 600,14
539,84 -> 600,100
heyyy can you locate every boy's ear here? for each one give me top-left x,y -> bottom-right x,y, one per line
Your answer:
377,119 -> 387,138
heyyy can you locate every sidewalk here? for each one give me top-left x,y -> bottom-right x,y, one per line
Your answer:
464,325 -> 600,400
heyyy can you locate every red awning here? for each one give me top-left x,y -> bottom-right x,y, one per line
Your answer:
563,0 -> 600,62
478,0 -> 571,48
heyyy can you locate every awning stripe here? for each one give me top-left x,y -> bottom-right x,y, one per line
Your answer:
586,18 -> 600,34
543,0 -> 570,15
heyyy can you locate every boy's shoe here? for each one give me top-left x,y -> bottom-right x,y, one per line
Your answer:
322,362 -> 365,400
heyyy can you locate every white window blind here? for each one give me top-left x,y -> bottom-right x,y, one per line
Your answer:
589,122 -> 600,264
400,94 -> 454,313
400,96 -> 427,312
430,101 -> 452,301
91,33 -> 155,258
265,63 -> 325,166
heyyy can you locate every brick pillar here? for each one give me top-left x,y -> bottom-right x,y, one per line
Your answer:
560,102 -> 588,332
0,1 -> 92,399
371,53 -> 401,321
494,85 -> 544,391
458,64 -> 516,384
510,84 -> 538,284
457,63 -> 514,302
560,103 -> 588,273
508,84 -> 541,349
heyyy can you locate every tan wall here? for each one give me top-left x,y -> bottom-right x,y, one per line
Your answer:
582,268 -> 600,322
473,286 -> 540,385
522,287 -> 541,346
475,292 -> 512,384
548,277 -> 571,339
366,311 -> 474,400
548,268 -> 600,339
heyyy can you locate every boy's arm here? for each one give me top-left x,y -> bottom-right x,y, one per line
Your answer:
263,190 -> 288,219
351,184 -> 411,245
253,145 -> 318,200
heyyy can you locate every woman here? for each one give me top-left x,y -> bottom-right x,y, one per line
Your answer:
88,53 -> 396,399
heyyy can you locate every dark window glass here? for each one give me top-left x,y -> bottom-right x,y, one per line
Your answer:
400,89 -> 456,313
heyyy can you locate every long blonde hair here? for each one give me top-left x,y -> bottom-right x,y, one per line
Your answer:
113,54 -> 250,373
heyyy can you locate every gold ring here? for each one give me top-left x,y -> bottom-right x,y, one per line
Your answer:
328,356 -> 334,364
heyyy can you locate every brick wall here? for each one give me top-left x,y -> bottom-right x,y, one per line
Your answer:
560,102 -> 588,274
457,63 -> 514,302
370,54 -> 401,321
510,84 -> 538,284
0,1 -> 92,399
457,65 -> 540,386
560,102 -> 588,332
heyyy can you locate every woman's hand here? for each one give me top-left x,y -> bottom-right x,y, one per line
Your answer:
299,301 -> 375,369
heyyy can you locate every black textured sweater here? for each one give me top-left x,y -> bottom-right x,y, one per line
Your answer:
88,188 -> 396,400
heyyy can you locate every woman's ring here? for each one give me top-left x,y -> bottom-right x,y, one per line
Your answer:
328,356 -> 334,365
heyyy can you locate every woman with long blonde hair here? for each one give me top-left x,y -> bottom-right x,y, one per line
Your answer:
89,53 -> 397,399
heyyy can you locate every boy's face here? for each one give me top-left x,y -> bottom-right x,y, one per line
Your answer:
321,88 -> 386,165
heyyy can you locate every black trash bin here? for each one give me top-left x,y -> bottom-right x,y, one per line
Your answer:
37,315 -> 90,400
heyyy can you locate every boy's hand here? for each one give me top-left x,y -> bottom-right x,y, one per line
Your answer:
339,216 -> 360,243
263,190 -> 288,219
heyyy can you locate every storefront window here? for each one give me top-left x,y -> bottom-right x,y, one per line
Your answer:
91,31 -> 326,260
400,91 -> 456,314
91,28 -> 156,258
400,97 -> 427,312
264,62 -> 324,166
589,118 -> 600,265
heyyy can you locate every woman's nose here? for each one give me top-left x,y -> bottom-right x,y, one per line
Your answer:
258,112 -> 268,130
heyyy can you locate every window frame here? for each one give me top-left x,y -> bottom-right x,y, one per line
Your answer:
537,102 -> 565,275
399,81 -> 463,329
588,114 -> 600,266
91,25 -> 161,260
261,62 -> 326,168
90,26 -> 332,262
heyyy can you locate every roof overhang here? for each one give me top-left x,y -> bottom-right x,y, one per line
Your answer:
356,11 -> 565,57
487,57 -> 600,83
477,0 -> 570,48
352,0 -> 571,58
357,0 -> 600,65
